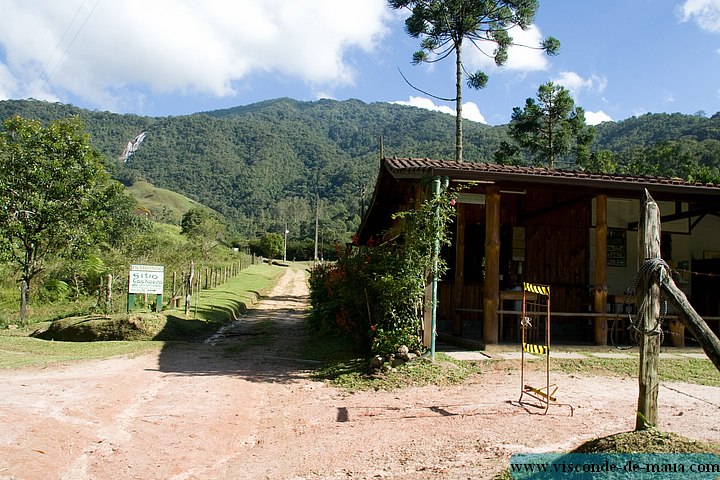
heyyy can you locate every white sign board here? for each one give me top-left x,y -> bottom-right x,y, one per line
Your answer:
129,265 -> 164,294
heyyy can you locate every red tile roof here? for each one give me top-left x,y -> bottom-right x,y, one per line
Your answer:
383,157 -> 720,197
384,156 -> 717,188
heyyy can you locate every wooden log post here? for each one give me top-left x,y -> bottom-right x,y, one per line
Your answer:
453,203 -> 466,337
20,280 -> 28,325
594,195 -> 608,345
483,186 -> 501,344
636,190 -> 661,431
106,274 -> 113,312
185,261 -> 194,317
172,271 -> 177,305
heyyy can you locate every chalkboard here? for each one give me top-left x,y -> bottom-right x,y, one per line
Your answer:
607,229 -> 626,267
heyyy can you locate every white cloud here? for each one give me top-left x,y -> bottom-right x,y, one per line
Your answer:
585,110 -> 613,125
464,25 -> 553,73
392,96 -> 487,123
677,0 -> 720,33
0,63 -> 17,100
552,71 -> 608,99
0,0 -> 389,111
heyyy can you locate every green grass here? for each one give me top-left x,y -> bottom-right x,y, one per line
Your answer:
0,298 -> 97,329
171,263 -> 284,323
126,180 -> 207,224
573,429 -> 720,455
307,332 -> 487,392
551,357 -> 720,387
0,335 -> 164,369
0,263 -> 287,369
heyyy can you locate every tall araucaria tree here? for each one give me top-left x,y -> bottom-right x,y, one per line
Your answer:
501,81 -> 595,168
388,0 -> 560,162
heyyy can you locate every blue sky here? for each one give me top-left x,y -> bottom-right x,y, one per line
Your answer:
0,0 -> 719,126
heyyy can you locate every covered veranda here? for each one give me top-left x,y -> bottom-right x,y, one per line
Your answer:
356,157 -> 720,347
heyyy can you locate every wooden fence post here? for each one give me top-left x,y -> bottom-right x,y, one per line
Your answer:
20,280 -> 28,325
106,274 -> 113,312
172,271 -> 177,307
636,190 -> 661,430
185,261 -> 194,317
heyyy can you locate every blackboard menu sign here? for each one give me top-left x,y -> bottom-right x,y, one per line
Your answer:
607,229 -> 626,267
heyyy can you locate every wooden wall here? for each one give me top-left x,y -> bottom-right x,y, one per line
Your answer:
437,189 -> 593,342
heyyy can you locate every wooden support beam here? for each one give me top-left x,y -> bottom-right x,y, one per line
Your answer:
636,190 -> 661,431
594,195 -> 608,345
453,203 -> 466,337
483,187 -> 500,344
662,278 -> 720,373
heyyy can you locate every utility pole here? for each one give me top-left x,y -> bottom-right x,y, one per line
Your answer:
314,193 -> 319,262
283,222 -> 289,262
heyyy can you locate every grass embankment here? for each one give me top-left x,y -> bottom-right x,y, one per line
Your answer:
306,338 -> 720,391
0,263 -> 285,369
552,356 -> 720,387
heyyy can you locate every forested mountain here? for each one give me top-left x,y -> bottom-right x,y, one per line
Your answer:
0,98 -> 506,246
1,98 -> 719,247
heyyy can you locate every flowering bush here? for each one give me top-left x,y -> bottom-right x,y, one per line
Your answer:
308,187 -> 457,356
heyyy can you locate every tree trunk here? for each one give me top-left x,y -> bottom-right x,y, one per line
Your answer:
452,203 -> 466,336
455,41 -> 463,163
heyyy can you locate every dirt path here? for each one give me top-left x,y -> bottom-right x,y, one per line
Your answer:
1,266 -> 719,480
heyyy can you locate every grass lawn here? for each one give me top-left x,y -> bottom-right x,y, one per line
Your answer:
0,263 -> 287,369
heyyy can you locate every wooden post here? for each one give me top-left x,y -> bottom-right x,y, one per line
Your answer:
185,261 -> 194,317
483,186 -> 501,344
106,274 -> 113,311
177,271 -> 184,308
453,203 -> 466,337
636,190 -> 661,430
594,195 -> 608,345
20,280 -> 27,325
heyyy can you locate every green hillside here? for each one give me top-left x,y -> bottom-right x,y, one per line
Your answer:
1,98 -> 719,245
126,180 -> 210,225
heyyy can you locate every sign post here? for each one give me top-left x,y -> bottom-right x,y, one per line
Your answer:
128,265 -> 164,312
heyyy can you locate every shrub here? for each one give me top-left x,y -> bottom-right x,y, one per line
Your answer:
308,186 -> 457,356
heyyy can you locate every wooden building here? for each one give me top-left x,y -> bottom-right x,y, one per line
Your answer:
355,157 -> 720,346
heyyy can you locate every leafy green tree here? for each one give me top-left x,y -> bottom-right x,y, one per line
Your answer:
389,0 -> 559,162
259,233 -> 284,263
580,149 -> 617,174
0,115 -> 111,296
180,207 -> 226,259
502,82 -> 594,168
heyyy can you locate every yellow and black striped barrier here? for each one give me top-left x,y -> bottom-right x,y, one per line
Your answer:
523,282 -> 550,297
523,342 -> 549,355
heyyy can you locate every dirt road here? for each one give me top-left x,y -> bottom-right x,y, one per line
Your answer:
1,266 -> 719,479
